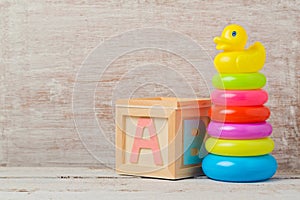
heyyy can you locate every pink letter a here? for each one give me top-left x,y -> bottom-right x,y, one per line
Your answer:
130,118 -> 163,165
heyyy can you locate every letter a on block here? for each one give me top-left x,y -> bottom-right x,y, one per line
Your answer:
130,118 -> 163,165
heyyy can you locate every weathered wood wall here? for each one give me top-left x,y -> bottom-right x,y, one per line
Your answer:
0,0 -> 299,173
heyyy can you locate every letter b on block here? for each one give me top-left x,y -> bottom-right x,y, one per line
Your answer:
130,118 -> 163,166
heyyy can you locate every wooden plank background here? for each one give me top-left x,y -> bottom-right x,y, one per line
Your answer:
0,0 -> 299,173
0,168 -> 299,199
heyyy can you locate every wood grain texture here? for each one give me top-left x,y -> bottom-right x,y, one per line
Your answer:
0,0 -> 299,173
0,167 -> 299,199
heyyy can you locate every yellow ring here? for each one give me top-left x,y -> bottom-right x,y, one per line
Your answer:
205,137 -> 274,156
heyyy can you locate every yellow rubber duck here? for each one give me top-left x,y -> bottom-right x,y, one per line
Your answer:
214,24 -> 266,73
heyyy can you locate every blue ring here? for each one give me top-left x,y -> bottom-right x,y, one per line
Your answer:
202,154 -> 277,182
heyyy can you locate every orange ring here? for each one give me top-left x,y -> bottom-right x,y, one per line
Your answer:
210,105 -> 270,123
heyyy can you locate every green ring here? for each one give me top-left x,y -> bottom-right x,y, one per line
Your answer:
212,73 -> 266,90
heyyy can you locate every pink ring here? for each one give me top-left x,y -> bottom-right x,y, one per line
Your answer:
211,89 -> 268,106
207,121 -> 272,139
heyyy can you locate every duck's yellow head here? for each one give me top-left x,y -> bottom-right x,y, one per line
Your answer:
214,24 -> 247,51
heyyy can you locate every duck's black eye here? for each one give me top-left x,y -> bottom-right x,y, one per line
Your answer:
232,31 -> 237,37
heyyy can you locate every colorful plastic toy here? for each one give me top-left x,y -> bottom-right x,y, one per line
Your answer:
202,24 -> 277,182
205,137 -> 274,156
212,73 -> 266,90
213,24 -> 266,73
211,89 -> 268,106
202,154 -> 277,182
207,121 -> 272,139
209,105 -> 270,123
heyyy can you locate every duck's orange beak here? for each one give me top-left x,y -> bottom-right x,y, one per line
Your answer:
214,36 -> 232,50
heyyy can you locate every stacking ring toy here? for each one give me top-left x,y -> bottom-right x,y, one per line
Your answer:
207,121 -> 272,139
209,105 -> 270,123
211,89 -> 268,106
212,73 -> 266,90
202,154 -> 277,182
205,137 -> 274,156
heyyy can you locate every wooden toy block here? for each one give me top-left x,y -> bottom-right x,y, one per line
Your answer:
115,97 -> 210,179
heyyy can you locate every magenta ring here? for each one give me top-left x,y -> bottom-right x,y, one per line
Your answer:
211,89 -> 268,106
207,121 -> 272,139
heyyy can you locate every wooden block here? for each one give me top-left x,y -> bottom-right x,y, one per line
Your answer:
192,128 -> 199,136
191,148 -> 199,156
116,97 -> 210,179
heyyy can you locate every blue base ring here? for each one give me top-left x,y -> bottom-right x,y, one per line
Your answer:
202,154 -> 277,182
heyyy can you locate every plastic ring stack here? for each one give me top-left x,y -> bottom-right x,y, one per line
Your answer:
202,24 -> 277,182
